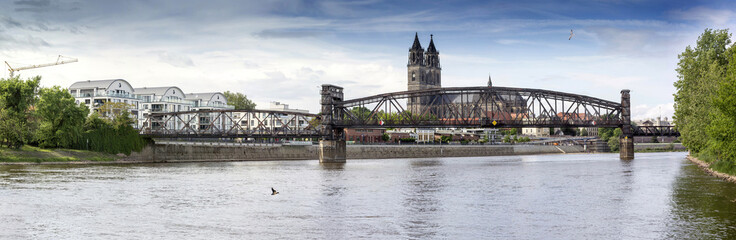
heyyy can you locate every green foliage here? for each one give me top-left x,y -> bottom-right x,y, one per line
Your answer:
607,128 -> 623,151
674,28 -> 736,168
674,28 -> 733,154
223,91 -> 256,110
72,113 -> 144,155
599,128 -> 615,142
503,135 -> 511,143
581,128 -> 588,136
651,136 -> 659,143
440,135 -> 451,143
381,133 -> 390,142
0,76 -> 40,148
34,86 -> 89,148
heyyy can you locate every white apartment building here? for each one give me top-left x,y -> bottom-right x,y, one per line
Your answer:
68,79 -> 140,119
135,86 -> 193,130
69,79 -> 232,130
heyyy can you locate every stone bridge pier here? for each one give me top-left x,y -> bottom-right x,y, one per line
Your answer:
319,84 -> 346,163
620,89 -> 634,160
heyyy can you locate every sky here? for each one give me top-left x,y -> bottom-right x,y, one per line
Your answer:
1,0 -> 734,120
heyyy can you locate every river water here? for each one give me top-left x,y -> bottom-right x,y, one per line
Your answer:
2,152 -> 736,239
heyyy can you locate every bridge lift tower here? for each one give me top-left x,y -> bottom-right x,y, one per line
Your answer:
4,55 -> 78,78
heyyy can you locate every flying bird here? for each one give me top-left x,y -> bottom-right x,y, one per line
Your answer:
271,187 -> 279,195
569,29 -> 574,40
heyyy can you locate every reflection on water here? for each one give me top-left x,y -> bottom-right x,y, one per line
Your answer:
2,152 -> 736,239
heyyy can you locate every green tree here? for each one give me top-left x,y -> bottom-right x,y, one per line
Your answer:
674,28 -> 732,154
0,76 -> 40,148
607,128 -> 623,151
382,133 -> 390,142
35,86 -> 89,148
223,91 -> 256,110
581,128 -> 589,136
706,45 -> 736,165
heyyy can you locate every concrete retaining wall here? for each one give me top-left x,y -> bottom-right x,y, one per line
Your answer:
123,143 -> 585,162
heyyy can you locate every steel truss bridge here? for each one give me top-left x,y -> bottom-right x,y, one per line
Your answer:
319,85 -> 677,140
139,109 -> 321,139
140,85 -> 678,140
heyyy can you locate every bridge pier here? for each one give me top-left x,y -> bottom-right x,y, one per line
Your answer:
320,84 -> 347,163
620,137 -> 634,160
319,140 -> 346,163
619,89 -> 634,160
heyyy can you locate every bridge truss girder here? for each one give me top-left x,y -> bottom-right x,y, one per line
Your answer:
140,109 -> 321,139
329,86 -> 623,129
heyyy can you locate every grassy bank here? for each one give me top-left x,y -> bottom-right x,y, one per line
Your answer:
691,152 -> 736,176
0,145 -> 119,163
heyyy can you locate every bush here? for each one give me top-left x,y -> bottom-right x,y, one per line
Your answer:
72,113 -> 144,155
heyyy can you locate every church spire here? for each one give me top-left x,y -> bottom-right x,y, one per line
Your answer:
427,34 -> 437,53
411,32 -> 423,50
408,32 -> 425,66
424,34 -> 440,68
488,74 -> 492,88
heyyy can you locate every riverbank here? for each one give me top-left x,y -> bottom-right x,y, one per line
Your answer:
0,145 -> 119,164
1,143 -> 586,165
687,155 -> 736,184
120,143 -> 586,163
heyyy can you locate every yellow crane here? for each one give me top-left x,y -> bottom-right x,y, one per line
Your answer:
4,55 -> 78,78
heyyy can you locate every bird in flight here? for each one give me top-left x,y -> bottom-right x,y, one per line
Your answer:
569,29 -> 574,40
271,187 -> 279,195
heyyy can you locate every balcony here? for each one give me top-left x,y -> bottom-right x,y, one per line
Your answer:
73,92 -> 141,100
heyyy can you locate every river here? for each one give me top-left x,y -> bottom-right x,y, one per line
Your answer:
2,152 -> 736,239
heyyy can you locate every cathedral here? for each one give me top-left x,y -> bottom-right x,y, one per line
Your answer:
405,33 -> 527,119
407,33 -> 441,114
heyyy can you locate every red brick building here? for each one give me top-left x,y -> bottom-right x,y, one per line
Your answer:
345,128 -> 386,143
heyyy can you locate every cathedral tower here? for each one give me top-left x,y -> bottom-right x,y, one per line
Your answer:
407,33 -> 441,114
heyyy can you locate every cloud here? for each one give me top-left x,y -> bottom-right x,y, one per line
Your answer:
671,7 -> 735,26
156,51 -> 194,68
632,102 -> 674,121
253,29 -> 326,39
13,0 -> 50,7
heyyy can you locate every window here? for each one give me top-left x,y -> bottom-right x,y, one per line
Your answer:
85,99 -> 90,104
412,72 -> 416,81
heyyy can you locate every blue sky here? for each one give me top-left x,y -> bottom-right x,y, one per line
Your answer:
1,0 -> 735,120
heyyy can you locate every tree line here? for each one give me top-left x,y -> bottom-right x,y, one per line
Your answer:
674,29 -> 736,174
0,76 -> 143,155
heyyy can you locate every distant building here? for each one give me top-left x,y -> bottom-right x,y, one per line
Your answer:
69,79 -> 232,130
68,79 -> 139,119
522,127 -> 550,137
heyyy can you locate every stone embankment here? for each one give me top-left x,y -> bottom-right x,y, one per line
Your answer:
687,155 -> 736,184
122,142 -> 585,162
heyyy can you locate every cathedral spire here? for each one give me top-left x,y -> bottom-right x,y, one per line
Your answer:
427,34 -> 437,53
411,32 -> 423,50
488,74 -> 492,88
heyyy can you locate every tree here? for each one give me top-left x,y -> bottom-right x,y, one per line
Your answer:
674,28 -> 732,154
581,128 -> 589,136
350,106 -> 371,119
98,102 -> 135,119
223,91 -> 256,110
607,128 -> 623,151
651,136 -> 659,143
35,86 -> 89,148
706,43 -> 736,164
0,76 -> 40,148
382,133 -> 390,142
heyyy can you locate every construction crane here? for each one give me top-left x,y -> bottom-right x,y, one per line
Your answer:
4,55 -> 78,78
